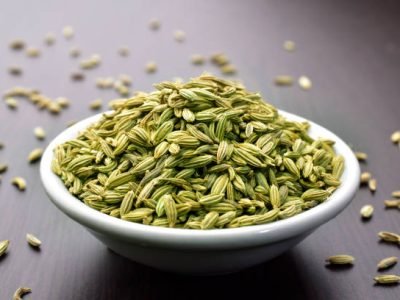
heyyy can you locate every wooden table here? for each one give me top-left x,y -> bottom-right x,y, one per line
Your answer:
1,0 -> 399,299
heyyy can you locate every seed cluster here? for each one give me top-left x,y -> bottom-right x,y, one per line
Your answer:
52,75 -> 343,229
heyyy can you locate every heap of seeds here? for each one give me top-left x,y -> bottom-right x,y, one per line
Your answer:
52,74 -> 343,229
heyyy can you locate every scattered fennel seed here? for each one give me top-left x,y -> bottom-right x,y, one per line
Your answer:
8,66 -> 22,76
47,102 -> 62,114
191,54 -> 205,65
62,26 -> 74,39
274,75 -> 294,86
378,231 -> 400,244
392,190 -> 400,198
13,287 -> 32,300
10,39 -> 25,50
118,46 -> 130,56
56,97 -> 70,108
0,240 -> 9,257
384,199 -> 400,208
391,131 -> 400,143
210,53 -> 229,66
368,178 -> 377,192
11,177 -> 26,191
26,47 -> 40,57
221,64 -> 237,75
5,98 -> 18,109
26,233 -> 41,248
374,275 -> 400,285
28,148 -> 43,163
44,33 -> 56,45
360,172 -> 371,184
69,47 -> 81,58
89,99 -> 103,110
377,256 -> 398,271
174,30 -> 186,42
34,127 -> 46,140
119,74 -> 132,86
283,40 -> 296,52
326,254 -> 355,265
149,18 -> 160,30
0,164 -> 8,173
145,61 -> 157,73
354,151 -> 367,161
360,204 -> 374,219
298,76 -> 312,90
71,72 -> 85,81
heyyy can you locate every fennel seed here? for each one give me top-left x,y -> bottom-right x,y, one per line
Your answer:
149,18 -> 160,30
89,99 -> 103,110
118,46 -> 130,56
0,240 -> 9,257
377,256 -> 398,271
360,204 -> 374,219
28,148 -> 43,163
69,46 -> 81,58
174,30 -> 186,42
11,177 -> 26,191
368,178 -> 377,192
0,164 -> 8,174
391,131 -> 400,144
360,172 -> 371,184
378,231 -> 400,244
5,98 -> 18,109
44,33 -> 55,45
26,233 -> 41,248
355,151 -> 367,161
326,254 -> 354,265
145,61 -> 157,73
374,275 -> 400,285
26,47 -> 40,57
384,199 -> 400,208
283,40 -> 296,52
33,127 -> 46,140
10,39 -> 25,50
298,76 -> 312,90
274,75 -> 294,86
13,287 -> 32,300
8,66 -> 22,76
62,25 -> 74,39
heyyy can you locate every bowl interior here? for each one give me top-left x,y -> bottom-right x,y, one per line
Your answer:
40,110 -> 360,249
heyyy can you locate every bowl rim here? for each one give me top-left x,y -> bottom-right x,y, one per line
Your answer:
40,110 -> 360,250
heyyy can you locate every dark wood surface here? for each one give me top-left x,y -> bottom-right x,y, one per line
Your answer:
1,0 -> 399,299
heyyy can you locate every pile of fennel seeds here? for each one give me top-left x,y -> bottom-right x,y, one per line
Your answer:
51,74 -> 343,229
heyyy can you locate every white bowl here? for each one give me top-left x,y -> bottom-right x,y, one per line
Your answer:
40,110 -> 360,274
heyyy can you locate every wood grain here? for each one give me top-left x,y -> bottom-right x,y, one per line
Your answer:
0,0 -> 399,299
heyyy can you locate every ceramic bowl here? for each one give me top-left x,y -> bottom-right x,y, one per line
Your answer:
40,110 -> 360,274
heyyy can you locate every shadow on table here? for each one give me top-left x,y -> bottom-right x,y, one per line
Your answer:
77,247 -> 317,300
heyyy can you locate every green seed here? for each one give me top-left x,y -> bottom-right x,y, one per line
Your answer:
0,240 -> 10,257
377,256 -> 398,271
360,204 -> 374,219
374,275 -> 400,285
28,148 -> 43,163
13,286 -> 32,300
326,254 -> 354,265
26,233 -> 41,248
11,177 -> 26,191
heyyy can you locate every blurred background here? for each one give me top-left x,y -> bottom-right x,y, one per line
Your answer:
0,0 -> 399,299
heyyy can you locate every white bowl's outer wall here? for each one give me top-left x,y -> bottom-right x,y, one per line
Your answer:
40,110 -> 360,274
